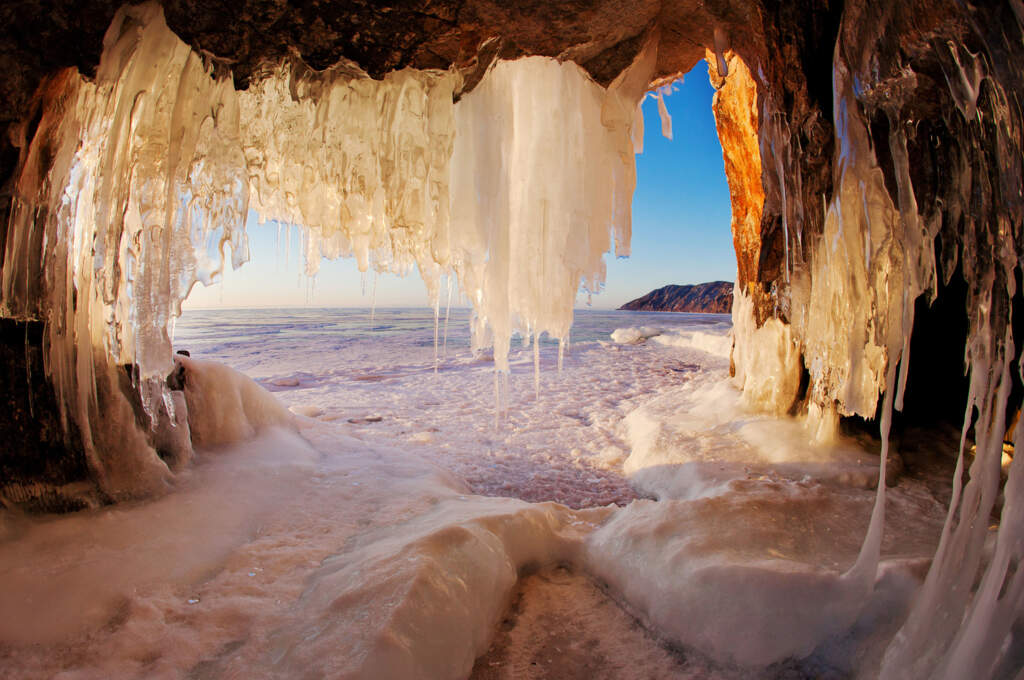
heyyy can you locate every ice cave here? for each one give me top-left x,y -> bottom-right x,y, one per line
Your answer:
0,1 -> 1022,678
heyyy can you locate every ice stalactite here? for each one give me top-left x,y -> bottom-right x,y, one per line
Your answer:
735,3 -> 1024,676
2,2 -> 649,495
654,89 -> 673,141
2,3 -> 247,498
242,38 -> 649,376
782,60 -> 932,424
241,59 -> 459,290
449,50 -> 649,372
442,275 -> 453,361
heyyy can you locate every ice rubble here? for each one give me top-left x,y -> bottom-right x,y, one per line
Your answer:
650,330 -> 731,358
609,325 -> 663,344
1,2 -> 649,495
610,324 -> 732,356
2,0 -> 1022,676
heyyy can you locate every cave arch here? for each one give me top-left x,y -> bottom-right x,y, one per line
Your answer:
0,1 -> 1022,678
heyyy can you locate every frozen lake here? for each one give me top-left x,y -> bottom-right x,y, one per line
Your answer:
0,307 -> 953,678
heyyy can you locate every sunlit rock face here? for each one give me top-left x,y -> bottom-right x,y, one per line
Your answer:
707,51 -> 764,313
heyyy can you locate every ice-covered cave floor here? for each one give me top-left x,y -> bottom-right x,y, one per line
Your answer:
0,310 -> 962,678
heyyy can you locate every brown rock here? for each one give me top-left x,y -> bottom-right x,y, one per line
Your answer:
708,51 -> 765,313
619,281 -> 733,313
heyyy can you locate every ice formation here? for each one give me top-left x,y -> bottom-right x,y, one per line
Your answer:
610,325 -> 663,344
730,288 -> 802,416
0,2 -> 648,496
449,52 -> 648,371
585,497 -> 910,668
3,0 -> 1022,676
244,60 -> 458,285
1,4 -> 248,498
176,356 -> 294,447
736,4 -> 1024,676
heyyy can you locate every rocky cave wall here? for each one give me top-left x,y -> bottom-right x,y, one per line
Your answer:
0,0 -> 1020,512
1,1 -> 1022,677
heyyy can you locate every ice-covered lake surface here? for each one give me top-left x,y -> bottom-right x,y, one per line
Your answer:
0,308 -> 957,679
172,308 -> 736,509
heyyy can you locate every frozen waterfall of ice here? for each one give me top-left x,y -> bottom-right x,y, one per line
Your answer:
0,2 -> 648,497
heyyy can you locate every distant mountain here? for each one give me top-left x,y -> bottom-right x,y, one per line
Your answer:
618,281 -> 733,313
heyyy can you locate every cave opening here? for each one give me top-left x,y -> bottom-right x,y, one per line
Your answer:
0,1 -> 1022,678
166,54 -> 739,510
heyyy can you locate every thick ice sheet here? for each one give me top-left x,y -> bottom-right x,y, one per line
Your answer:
0,421 -> 609,679
173,309 -> 732,508
0,310 -> 955,677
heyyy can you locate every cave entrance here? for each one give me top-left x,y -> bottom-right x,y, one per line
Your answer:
168,53 -> 741,508
180,57 -> 737,317
900,255 -> 972,429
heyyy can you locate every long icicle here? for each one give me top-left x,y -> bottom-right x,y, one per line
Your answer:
370,271 -> 378,325
442,275 -> 452,361
433,295 -> 440,373
533,331 -> 541,399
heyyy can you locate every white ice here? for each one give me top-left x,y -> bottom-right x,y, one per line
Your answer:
0,308 -> 959,677
0,1 -> 1016,676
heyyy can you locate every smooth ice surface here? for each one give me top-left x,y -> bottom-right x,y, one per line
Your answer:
621,375 -> 882,501
585,498 -> 935,668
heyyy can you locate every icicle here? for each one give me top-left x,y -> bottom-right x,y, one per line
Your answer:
713,27 -> 730,78
533,332 -> 541,400
844,356 -> 899,586
370,272 -> 377,325
433,296 -> 440,373
558,337 -> 565,372
655,90 -> 673,141
442,276 -> 452,361
285,223 -> 291,272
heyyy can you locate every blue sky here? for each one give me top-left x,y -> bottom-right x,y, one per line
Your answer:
183,60 -> 734,311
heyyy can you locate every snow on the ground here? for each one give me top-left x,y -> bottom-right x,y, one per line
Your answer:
171,310 -> 735,509
0,421 -> 612,679
0,309 -> 957,678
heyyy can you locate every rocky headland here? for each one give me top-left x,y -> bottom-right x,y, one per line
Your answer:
619,281 -> 733,313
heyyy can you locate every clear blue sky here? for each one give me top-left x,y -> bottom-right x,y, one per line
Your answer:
183,60 -> 735,311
